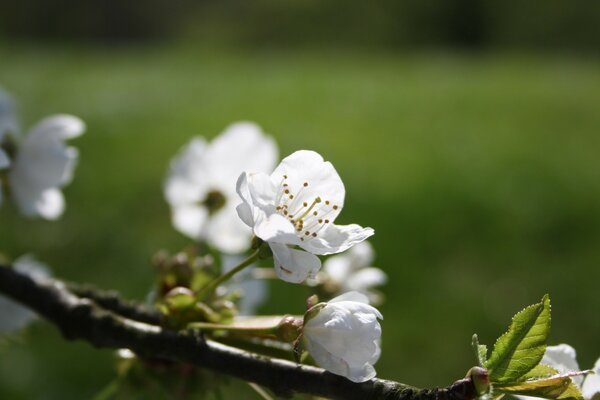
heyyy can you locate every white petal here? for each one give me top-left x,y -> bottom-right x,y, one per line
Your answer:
582,358 -> 600,399
9,174 -> 39,217
28,114 -> 85,141
304,336 -> 352,379
35,189 -> 65,220
0,90 -> 19,137
164,177 -> 206,207
347,241 -> 375,269
247,172 -> 278,209
164,137 -> 210,205
323,254 -> 353,283
543,344 -> 583,386
271,150 -> 345,221
205,202 -> 253,253
303,301 -> 381,383
269,242 -> 321,283
254,213 -> 300,245
236,172 -> 253,207
14,255 -> 51,279
172,204 -> 209,240
11,117 -> 83,190
346,268 -> 388,292
330,291 -> 370,305
205,122 -> 278,191
302,223 -> 375,255
10,176 -> 66,220
543,344 -> 580,373
0,149 -> 9,169
347,363 -> 377,383
236,203 -> 254,227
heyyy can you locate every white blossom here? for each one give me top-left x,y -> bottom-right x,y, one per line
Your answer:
0,255 -> 50,334
236,150 -> 374,283
165,122 -> 278,253
8,115 -> 85,219
516,344 -> 600,400
302,291 -> 383,383
0,90 -> 18,205
322,241 -> 387,303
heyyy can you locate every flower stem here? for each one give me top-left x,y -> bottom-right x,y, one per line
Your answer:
197,249 -> 261,299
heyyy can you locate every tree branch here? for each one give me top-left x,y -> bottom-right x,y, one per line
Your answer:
0,265 -> 477,400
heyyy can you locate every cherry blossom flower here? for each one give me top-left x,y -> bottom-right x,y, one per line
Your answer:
236,150 -> 374,283
321,241 -> 387,304
0,255 -> 50,334
302,291 -> 383,383
516,344 -> 600,400
165,122 -> 278,253
8,115 -> 85,219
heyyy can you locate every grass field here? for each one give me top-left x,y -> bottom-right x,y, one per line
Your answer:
1,45 -> 600,399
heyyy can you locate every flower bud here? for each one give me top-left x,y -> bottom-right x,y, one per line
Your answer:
276,315 -> 303,342
466,366 -> 490,395
302,291 -> 383,383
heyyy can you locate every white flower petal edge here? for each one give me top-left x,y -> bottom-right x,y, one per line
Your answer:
323,241 -> 387,301
165,122 -> 278,253
515,344 -> 600,400
303,291 -> 383,383
581,357 -> 600,400
236,150 -> 374,283
0,255 -> 50,334
0,89 -> 18,145
9,115 -> 85,220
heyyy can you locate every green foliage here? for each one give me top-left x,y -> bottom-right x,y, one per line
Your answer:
3,48 -> 600,398
474,296 -> 584,400
495,364 -> 585,400
472,334 -> 488,367
485,295 -> 551,384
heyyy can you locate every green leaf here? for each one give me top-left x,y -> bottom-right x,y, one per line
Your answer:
472,334 -> 488,367
485,294 -> 551,383
495,364 -> 586,400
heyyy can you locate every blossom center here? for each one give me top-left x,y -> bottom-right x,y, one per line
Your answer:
203,190 -> 226,215
274,174 -> 340,242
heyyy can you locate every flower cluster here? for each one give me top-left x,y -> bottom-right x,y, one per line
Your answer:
0,90 -> 85,219
1,93 -> 385,383
165,125 -> 383,382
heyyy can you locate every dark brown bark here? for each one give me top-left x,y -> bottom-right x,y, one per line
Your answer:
0,265 -> 477,400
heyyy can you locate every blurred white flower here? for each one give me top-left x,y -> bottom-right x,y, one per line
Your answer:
0,90 -> 18,203
302,291 -> 383,383
0,89 -> 18,147
322,241 -> 386,303
221,254 -> 267,315
236,150 -> 374,283
8,115 -> 85,220
516,344 -> 600,400
0,255 -> 50,334
165,122 -> 278,253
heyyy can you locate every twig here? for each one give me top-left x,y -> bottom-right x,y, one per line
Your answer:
0,265 -> 477,400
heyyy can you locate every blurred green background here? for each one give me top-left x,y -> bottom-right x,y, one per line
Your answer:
1,1 -> 600,399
